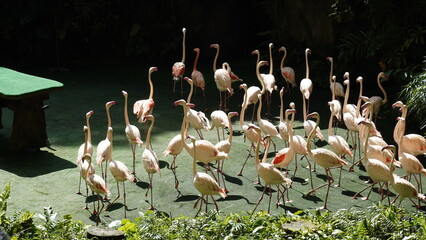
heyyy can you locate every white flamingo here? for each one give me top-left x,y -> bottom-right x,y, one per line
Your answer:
257,93 -> 282,152
260,43 -> 277,116
278,87 -> 290,146
77,110 -> 94,166
141,115 -> 161,210
279,46 -> 296,90
191,48 -> 206,107
210,110 -> 229,142
133,67 -> 158,123
122,90 -> 143,175
300,48 -> 313,113
78,126 -> 95,205
210,44 -> 233,110
172,27 -> 186,94
184,77 -> 210,139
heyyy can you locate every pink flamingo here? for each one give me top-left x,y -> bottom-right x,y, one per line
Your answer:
188,135 -> 227,216
278,87 -> 290,147
237,83 -> 265,176
304,112 -> 348,209
244,51 -> 266,123
78,126 -> 95,207
257,92 -> 282,152
210,44 -> 234,110
191,48 -> 206,107
369,72 -> 388,122
184,77 -> 210,139
300,48 -> 313,114
85,153 -> 110,225
250,126 -> 292,214
382,145 -> 425,208
279,46 -> 296,91
122,90 -> 143,176
352,120 -> 391,202
209,110 -> 229,142
327,57 -> 344,99
77,111 -> 94,195
172,28 -> 186,94
214,111 -> 239,192
96,101 -> 116,188
141,115 -> 161,210
163,130 -> 186,189
106,128 -> 135,218
260,43 -> 277,116
133,67 -> 158,123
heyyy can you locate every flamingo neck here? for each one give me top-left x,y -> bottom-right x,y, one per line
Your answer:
193,50 -> 199,71
398,119 -> 406,158
106,106 -> 112,131
363,125 -> 370,164
287,112 -> 294,147
269,45 -> 273,75
227,116 -> 234,144
328,106 -> 334,136
181,30 -> 186,63
213,47 -> 219,72
240,96 -> 247,127
83,129 -> 88,155
186,80 -> 193,103
262,138 -> 271,163
86,116 -> 92,143
254,51 -> 260,67
257,95 -> 263,123
256,64 -> 266,94
377,75 -> 388,104
148,71 -> 154,99
302,95 -> 307,121
280,48 -> 286,70
332,78 -> 336,100
254,131 -> 261,167
279,93 -> 284,122
356,82 -> 363,117
307,116 -> 319,156
192,140 -> 197,177
343,81 -> 350,111
106,128 -> 113,142
181,105 -> 191,153
305,52 -> 309,79
145,119 -> 154,149
123,95 -> 130,126
329,59 -> 333,84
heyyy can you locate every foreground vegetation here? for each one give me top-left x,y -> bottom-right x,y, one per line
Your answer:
1,184 -> 425,239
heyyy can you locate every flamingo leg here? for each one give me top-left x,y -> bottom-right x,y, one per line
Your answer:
106,181 -> 121,211
194,196 -> 203,217
335,166 -> 343,187
252,185 -> 267,215
171,155 -> 180,189
220,159 -> 228,193
322,169 -> 334,209
391,194 -> 400,205
219,91 -> 223,110
211,195 -> 220,211
147,174 -> 155,210
123,182 -> 127,217
173,80 -> 176,93
131,144 -> 136,175
303,155 -> 314,190
267,185 -> 273,213
237,144 -> 254,176
251,103 -> 256,123
352,183 -> 374,200
77,173 -> 82,195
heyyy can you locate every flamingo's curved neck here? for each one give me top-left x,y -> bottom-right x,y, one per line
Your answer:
106,106 -> 112,132
213,46 -> 219,72
254,51 -> 260,67
356,81 -> 363,117
86,116 -> 92,143
83,128 -> 88,155
256,63 -> 266,94
398,119 -> 406,158
193,50 -> 199,71
280,48 -> 286,70
123,95 -> 130,126
307,115 -> 319,156
377,74 -> 388,104
186,80 -> 193,103
106,128 -> 113,142
148,71 -> 154,99
332,77 -> 336,100
227,115 -> 234,144
279,92 -> 284,122
192,139 -> 197,177
181,104 -> 191,153
262,137 -> 271,163
181,30 -> 186,63
257,94 -> 263,123
145,118 -> 154,150
328,105 -> 334,137
328,59 -> 333,84
343,80 -> 350,111
302,95 -> 307,121
240,92 -> 247,127
268,44 -> 273,75
305,51 -> 310,79
363,124 -> 370,164
254,130 -> 261,167
287,112 -> 294,147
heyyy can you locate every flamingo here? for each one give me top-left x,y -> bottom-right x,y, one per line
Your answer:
191,48 -> 206,108
243,49 -> 265,123
210,44 -> 233,111
77,111 -> 94,195
382,145 -> 425,208
214,111 -> 239,192
300,48 -> 313,113
260,43 -> 277,116
163,128 -> 186,190
84,153 -> 110,225
141,115 -> 161,210
237,83 -> 264,176
330,76 -> 342,126
250,126 -> 292,214
209,110 -> 229,142
304,112 -> 348,209
352,120 -> 391,202
96,100 -> 116,188
342,72 -> 357,114
395,117 -> 426,194
342,73 -> 358,164
327,101 -> 353,186
188,135 -> 227,216
369,72 -> 388,122
78,126 -> 95,206
271,109 -> 297,178
279,46 -> 296,90
174,99 -> 228,177
184,77 -> 210,139
392,103 -> 426,156
133,67 -> 158,123
172,27 -> 186,94
326,57 -> 344,99
257,93 -> 282,152
278,87 -> 290,147
106,128 -> 135,218
77,110 -> 94,166
122,90 -> 143,176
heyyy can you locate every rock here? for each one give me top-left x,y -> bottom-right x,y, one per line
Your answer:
86,226 -> 125,240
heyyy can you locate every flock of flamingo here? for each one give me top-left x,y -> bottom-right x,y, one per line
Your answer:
76,28 -> 426,224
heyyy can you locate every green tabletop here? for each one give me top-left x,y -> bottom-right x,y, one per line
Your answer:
0,67 -> 63,100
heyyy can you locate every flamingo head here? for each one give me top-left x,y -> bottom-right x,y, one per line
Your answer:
381,145 -> 396,153
121,90 -> 128,96
280,87 -> 284,96
149,67 -> 158,73
247,123 -> 260,132
227,87 -> 234,96
356,76 -> 363,83
306,48 -> 312,55
106,101 -> 116,108
289,102 -> 295,109
262,134 -> 271,141
357,120 -> 372,127
182,28 -> 186,33
306,112 -> 319,120
86,110 -> 94,118
332,75 -> 337,82
251,49 -> 259,55
239,83 -> 247,90
193,48 -> 199,53
361,101 -> 372,110
142,115 -> 154,122
173,99 -> 186,107
184,77 -> 192,83
279,46 -> 286,52
392,101 -> 404,109
210,44 -> 219,49
378,72 -> 389,82
186,135 -> 196,141
228,112 -> 239,118
343,72 -> 349,80
397,117 -> 405,121
286,109 -> 296,114
187,103 -> 195,108
258,60 -> 269,68
326,57 -> 333,62
343,79 -> 349,86
359,96 -> 370,102
269,43 -> 274,48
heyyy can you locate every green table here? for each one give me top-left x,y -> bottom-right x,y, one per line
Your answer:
0,67 -> 63,151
